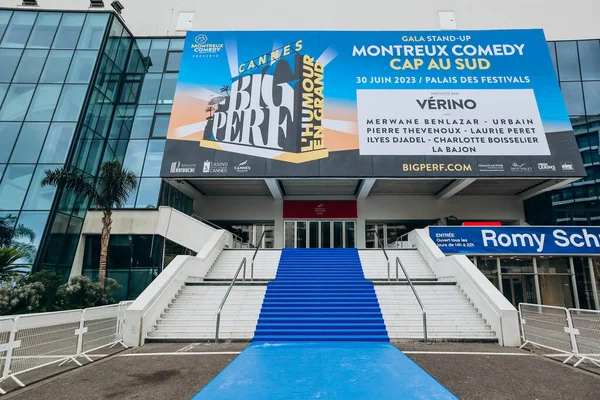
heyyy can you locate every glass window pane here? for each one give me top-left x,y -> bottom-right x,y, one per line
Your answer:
151,114 -> 170,138
66,50 -> 97,83
9,122 -> 49,163
23,164 -> 58,210
0,164 -> 35,210
0,11 -> 12,43
40,50 -> 73,83
0,84 -> 35,121
27,12 -> 60,49
138,74 -> 161,104
578,40 -> 600,81
166,51 -> 182,72
52,14 -> 85,49
583,81 -> 600,116
560,82 -> 585,116
169,38 -> 184,51
547,42 -> 558,78
142,139 -> 165,176
12,211 -> 49,265
0,49 -> 23,82
54,84 -> 87,121
26,84 -> 62,121
0,164 -> 4,181
123,139 -> 148,175
1,12 -> 37,48
0,122 -> 20,162
147,39 -> 168,72
135,178 -> 161,208
13,49 -> 48,83
556,41 -> 581,81
158,73 -> 177,104
130,105 -> 154,138
0,84 -> 7,106
39,122 -> 75,163
77,13 -> 108,50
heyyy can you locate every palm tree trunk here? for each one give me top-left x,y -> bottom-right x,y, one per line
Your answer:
99,210 -> 112,285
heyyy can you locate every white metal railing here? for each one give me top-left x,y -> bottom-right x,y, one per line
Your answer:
519,303 -> 600,368
0,301 -> 131,394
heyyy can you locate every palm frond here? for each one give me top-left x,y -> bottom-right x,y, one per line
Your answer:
96,160 -> 138,210
42,167 -> 98,201
0,248 -> 24,272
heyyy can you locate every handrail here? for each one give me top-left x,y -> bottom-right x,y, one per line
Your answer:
191,214 -> 246,246
372,229 -> 391,281
396,256 -> 427,342
250,230 -> 267,282
398,232 -> 411,248
215,257 -> 247,343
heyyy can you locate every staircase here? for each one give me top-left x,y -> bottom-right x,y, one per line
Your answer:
253,248 -> 389,342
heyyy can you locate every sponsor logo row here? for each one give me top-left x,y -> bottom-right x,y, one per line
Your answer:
478,161 -> 574,173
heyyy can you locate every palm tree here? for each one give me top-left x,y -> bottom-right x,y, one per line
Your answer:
0,247 -> 24,280
220,85 -> 230,96
41,160 -> 137,284
0,215 -> 36,262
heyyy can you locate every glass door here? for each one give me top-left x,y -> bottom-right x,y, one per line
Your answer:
283,220 -> 356,248
308,221 -> 319,248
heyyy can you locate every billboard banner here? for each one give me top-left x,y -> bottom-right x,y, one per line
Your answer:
162,30 -> 585,178
430,226 -> 600,255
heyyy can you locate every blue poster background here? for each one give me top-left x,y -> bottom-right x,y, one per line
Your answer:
430,226 -> 600,255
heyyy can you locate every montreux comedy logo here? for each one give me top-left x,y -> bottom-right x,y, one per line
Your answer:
201,40 -> 328,163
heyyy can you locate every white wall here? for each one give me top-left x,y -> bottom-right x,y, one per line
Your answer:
6,0 -> 600,40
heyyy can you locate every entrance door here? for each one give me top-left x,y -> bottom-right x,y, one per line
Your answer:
284,220 -> 356,248
502,276 -> 527,306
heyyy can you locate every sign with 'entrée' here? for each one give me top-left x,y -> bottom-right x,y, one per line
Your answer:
430,226 -> 600,255
162,29 -> 584,179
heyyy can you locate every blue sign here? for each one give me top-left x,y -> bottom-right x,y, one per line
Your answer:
430,226 -> 600,255
162,29 -> 585,179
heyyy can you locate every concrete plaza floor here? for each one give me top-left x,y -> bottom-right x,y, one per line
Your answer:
4,342 -> 600,399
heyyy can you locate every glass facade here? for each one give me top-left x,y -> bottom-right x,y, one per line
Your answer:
526,40 -> 600,225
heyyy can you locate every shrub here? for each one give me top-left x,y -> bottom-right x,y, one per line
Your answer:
0,279 -> 46,315
55,276 -> 121,310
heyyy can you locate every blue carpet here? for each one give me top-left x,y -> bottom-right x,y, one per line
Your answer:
191,342 -> 457,399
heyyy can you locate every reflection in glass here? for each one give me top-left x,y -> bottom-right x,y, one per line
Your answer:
158,73 -> 177,104
147,39 -> 168,73
52,14 -> 85,49
556,41 -> 581,81
0,84 -> 7,105
0,11 -> 12,41
166,51 -> 182,72
0,164 -> 35,210
296,221 -> 306,248
309,221 -> 318,248
0,84 -> 35,121
13,211 -> 49,265
138,74 -> 161,104
66,50 -> 97,83
578,40 -> 600,81
539,274 -> 574,308
547,42 -> 558,77
583,81 -> 600,116
40,50 -> 73,83
77,13 -> 108,49
26,85 -> 62,121
345,221 -> 355,248
333,221 -> 343,248
9,122 -> 49,163
499,256 -> 534,274
0,49 -> 22,82
13,49 -> 48,83
135,178 -> 161,208
321,221 -> 331,248
560,82 -> 585,116
53,85 -> 87,121
477,256 -> 499,288
141,139 -> 165,176
27,12 -> 61,49
151,114 -> 170,137
169,39 -> 184,51
285,222 -> 296,248
1,12 -> 37,48
0,165 -> 4,181
123,140 -> 148,175
130,105 -> 154,138
0,122 -> 20,162
23,165 -> 58,210
39,122 -> 75,163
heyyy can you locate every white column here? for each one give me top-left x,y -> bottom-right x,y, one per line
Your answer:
532,257 -> 542,305
569,257 -> 581,309
273,200 -> 284,248
356,201 -> 366,248
589,257 -> 600,310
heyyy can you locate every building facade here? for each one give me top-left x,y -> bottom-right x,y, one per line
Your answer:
0,1 -> 599,305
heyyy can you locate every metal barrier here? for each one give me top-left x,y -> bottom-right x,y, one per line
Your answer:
0,301 -> 131,394
519,303 -> 600,368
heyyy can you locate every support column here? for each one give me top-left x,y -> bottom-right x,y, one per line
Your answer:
496,257 -> 503,295
589,257 -> 600,310
569,257 -> 581,309
532,257 -> 541,305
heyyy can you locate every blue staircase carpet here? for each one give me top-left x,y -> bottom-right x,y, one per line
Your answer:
191,342 -> 457,399
253,248 -> 389,342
